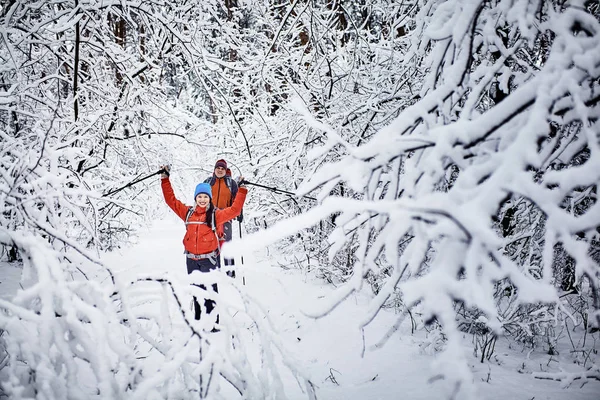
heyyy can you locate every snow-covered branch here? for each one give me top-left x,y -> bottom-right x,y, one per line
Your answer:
240,1 -> 600,398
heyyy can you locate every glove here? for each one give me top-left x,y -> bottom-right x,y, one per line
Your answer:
238,176 -> 247,188
237,211 -> 244,223
160,165 -> 170,178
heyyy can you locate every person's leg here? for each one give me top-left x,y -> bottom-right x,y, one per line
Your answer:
202,283 -> 220,330
196,258 -> 220,330
223,221 -> 235,277
193,298 -> 201,320
211,283 -> 220,331
201,283 -> 216,316
224,257 -> 236,278
186,258 -> 203,321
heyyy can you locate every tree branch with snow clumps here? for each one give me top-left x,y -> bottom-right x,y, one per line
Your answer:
533,364 -> 600,386
233,1 -> 600,398
0,0 -> 318,397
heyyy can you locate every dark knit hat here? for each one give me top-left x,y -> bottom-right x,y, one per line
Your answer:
214,159 -> 227,169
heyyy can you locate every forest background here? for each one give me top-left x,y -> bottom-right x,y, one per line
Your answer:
1,0 -> 600,399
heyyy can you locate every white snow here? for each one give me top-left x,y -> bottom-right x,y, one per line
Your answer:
3,214 -> 593,399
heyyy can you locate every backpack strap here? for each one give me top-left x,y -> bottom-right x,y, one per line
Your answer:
212,210 -> 224,252
185,206 -> 207,226
223,176 -> 238,206
185,206 -> 194,224
211,208 -> 216,233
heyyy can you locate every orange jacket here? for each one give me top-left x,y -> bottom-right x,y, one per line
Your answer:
161,178 -> 247,255
209,177 -> 235,209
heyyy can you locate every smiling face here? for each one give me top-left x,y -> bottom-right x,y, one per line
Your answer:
214,166 -> 226,178
195,193 -> 211,208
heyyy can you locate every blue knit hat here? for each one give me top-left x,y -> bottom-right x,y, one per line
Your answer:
194,183 -> 212,199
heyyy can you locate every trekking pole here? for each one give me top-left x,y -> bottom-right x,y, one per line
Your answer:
239,220 -> 246,286
240,180 -> 317,201
103,167 -> 169,197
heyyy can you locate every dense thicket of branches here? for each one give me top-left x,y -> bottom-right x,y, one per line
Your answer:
1,0 -> 599,398
0,0 -> 319,398
278,0 -> 600,395
224,0 -> 600,396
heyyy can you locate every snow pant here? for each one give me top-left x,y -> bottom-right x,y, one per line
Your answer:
186,256 -> 220,325
222,221 -> 235,278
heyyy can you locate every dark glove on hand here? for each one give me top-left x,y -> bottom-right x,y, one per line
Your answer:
237,211 -> 244,223
160,165 -> 170,178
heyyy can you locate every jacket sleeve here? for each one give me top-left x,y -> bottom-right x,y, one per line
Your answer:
161,177 -> 189,221
215,187 -> 247,225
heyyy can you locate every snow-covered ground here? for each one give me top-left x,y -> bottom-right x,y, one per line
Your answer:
1,215 -> 599,399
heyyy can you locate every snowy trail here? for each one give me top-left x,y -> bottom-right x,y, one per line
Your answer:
8,215 -> 589,400
100,216 -> 449,399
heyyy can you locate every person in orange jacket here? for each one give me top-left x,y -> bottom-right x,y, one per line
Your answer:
204,159 -> 242,277
160,165 -> 248,327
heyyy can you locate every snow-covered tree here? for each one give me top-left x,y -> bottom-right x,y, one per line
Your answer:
0,1 -> 316,397
3,0 -> 599,398
234,0 -> 600,397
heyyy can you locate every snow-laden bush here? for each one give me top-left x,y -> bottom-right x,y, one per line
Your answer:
235,1 -> 600,397
0,229 -> 316,398
0,0 -> 316,397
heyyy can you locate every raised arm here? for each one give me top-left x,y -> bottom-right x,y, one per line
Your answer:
161,177 -> 189,221
215,187 -> 247,225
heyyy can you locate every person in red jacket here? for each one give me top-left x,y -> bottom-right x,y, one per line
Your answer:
160,165 -> 247,328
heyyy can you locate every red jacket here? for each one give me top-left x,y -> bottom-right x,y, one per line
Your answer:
161,178 -> 247,255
